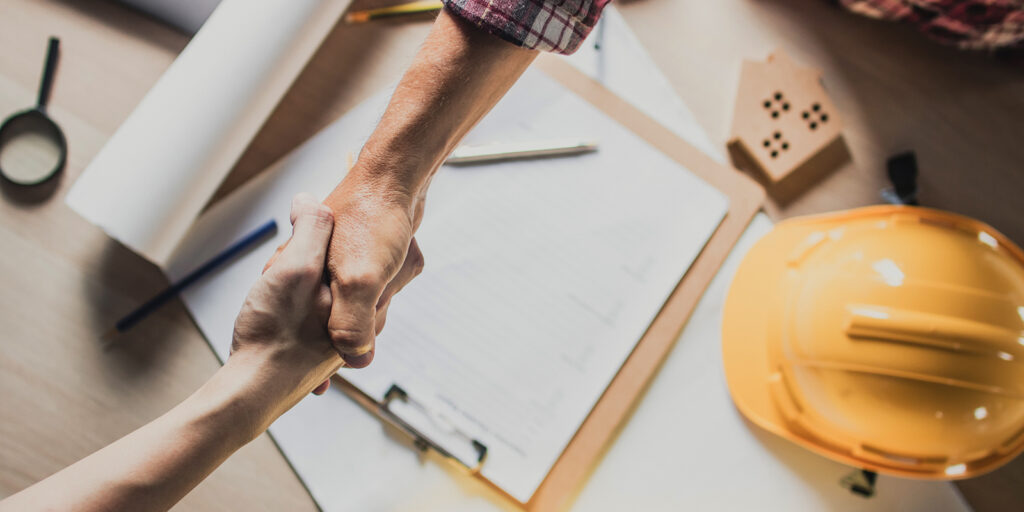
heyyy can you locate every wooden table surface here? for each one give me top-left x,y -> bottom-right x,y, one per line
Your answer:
1,0 -> 1021,510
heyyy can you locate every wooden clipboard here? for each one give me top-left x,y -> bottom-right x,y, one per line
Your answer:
335,54 -> 765,512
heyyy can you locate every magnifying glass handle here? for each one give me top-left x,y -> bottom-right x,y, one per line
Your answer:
36,37 -> 60,112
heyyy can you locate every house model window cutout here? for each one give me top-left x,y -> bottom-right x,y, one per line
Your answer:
727,51 -> 847,194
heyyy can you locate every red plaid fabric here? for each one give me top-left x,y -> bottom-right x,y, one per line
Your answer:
836,0 -> 1024,58
442,0 -> 612,54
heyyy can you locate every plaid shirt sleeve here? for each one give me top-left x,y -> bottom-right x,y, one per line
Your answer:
836,0 -> 1024,60
442,0 -> 612,54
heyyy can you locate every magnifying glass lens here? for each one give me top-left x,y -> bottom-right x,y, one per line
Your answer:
0,110 -> 66,186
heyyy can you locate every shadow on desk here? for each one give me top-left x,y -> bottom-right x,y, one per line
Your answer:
743,416 -> 973,510
85,240 -> 192,381
52,0 -> 189,53
0,173 -> 63,206
760,0 -> 1024,247
729,135 -> 851,207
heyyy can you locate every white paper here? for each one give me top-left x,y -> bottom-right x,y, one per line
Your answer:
565,7 -> 725,164
67,0 -> 349,266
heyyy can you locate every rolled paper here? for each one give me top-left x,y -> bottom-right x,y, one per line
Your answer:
67,0 -> 350,267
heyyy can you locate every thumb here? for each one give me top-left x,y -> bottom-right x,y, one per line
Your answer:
266,193 -> 334,285
327,275 -> 380,368
262,242 -> 287,274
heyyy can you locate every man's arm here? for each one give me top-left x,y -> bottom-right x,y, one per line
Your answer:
320,9 -> 538,366
355,9 -> 540,193
1,195 -> 343,512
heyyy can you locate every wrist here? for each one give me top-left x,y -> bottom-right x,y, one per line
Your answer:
348,134 -> 439,203
181,360 -> 274,447
327,161 -> 424,231
188,348 -> 341,444
230,346 -> 341,407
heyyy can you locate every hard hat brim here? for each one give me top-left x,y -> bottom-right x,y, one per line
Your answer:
722,215 -> 808,447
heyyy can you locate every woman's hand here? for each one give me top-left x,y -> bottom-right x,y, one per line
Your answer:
0,195 -> 347,512
237,193 -> 345,399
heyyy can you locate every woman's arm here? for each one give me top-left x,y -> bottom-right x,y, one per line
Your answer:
1,195 -> 342,512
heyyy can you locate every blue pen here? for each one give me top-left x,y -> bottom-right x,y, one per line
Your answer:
104,219 -> 278,341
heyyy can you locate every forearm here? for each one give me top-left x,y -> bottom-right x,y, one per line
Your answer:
344,8 -> 538,200
2,350 -> 340,512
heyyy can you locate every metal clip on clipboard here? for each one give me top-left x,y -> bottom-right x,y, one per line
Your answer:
378,384 -> 488,473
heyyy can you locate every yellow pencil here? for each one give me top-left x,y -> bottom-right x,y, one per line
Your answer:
344,0 -> 444,23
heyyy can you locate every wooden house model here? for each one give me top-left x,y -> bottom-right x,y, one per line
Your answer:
727,51 -> 846,193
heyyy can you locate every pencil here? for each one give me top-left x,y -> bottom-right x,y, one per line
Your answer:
103,219 -> 278,342
344,0 -> 443,23
445,139 -> 598,165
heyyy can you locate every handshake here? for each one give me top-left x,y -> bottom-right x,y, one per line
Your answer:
232,172 -> 426,395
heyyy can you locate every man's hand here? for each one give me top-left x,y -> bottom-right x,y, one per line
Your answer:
313,10 -> 535,368
319,174 -> 425,368
262,183 -> 425,370
265,11 -> 534,370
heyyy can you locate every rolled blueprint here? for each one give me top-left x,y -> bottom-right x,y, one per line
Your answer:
67,0 -> 350,266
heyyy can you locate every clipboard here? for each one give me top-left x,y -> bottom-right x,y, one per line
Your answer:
333,54 -> 765,511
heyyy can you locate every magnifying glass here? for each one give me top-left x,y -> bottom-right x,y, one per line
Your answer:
0,37 -> 66,187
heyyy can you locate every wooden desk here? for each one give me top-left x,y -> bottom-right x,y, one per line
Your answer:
1,0 -> 1020,510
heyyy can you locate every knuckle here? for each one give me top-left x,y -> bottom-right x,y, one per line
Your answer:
327,326 -> 372,353
312,204 -> 335,225
235,296 -> 280,336
314,202 -> 334,217
409,250 -> 425,275
298,262 -> 323,282
316,288 -> 333,310
276,264 -> 320,287
304,258 -> 324,274
299,206 -> 334,230
334,267 -> 387,295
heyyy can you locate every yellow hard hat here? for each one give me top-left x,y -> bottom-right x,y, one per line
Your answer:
722,205 -> 1024,479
